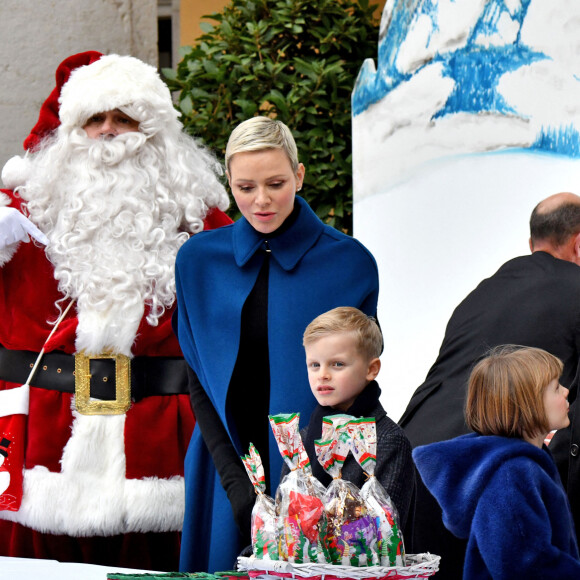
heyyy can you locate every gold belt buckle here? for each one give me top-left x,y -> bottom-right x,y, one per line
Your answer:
74,352 -> 131,415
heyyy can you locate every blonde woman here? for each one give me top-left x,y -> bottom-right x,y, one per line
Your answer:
174,116 -> 379,572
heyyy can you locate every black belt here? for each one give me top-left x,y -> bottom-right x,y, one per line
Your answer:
0,345 -> 189,402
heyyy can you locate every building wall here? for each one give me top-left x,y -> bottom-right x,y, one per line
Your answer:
0,0 -> 157,176
180,0 -> 229,46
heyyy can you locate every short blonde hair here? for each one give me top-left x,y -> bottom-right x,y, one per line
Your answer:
225,116 -> 299,173
303,307 -> 383,360
465,345 -> 563,439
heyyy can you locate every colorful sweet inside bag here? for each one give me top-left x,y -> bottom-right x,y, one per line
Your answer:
236,413 -> 440,580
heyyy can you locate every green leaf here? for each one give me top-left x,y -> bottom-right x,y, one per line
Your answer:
161,67 -> 177,82
221,19 -> 233,36
202,60 -> 220,75
265,89 -> 290,117
233,99 -> 259,117
178,45 -> 193,59
180,94 -> 193,116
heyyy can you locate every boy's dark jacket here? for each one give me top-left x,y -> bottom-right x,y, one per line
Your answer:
283,380 -> 416,532
414,433 -> 580,579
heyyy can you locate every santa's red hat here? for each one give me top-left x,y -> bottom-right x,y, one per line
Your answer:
2,51 -> 178,190
24,51 -> 104,152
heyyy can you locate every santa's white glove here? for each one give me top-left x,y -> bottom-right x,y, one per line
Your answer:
0,206 -> 49,248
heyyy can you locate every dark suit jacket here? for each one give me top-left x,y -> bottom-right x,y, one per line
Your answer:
399,251 -> 580,579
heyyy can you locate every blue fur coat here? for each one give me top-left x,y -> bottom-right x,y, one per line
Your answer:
413,433 -> 580,579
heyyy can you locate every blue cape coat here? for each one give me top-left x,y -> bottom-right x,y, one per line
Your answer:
174,196 -> 379,572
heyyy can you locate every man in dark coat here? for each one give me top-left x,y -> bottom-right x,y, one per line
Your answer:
399,192 -> 580,579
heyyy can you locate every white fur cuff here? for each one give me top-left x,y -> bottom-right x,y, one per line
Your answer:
2,155 -> 32,190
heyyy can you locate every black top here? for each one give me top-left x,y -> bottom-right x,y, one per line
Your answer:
400,252 -> 580,446
226,244 -> 271,489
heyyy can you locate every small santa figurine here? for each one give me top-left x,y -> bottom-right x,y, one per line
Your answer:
0,51 -> 231,570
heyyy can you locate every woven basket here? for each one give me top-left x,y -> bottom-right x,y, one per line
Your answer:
237,554 -> 440,580
107,572 -> 249,579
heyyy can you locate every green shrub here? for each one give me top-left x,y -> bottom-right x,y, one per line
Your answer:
163,0 -> 379,234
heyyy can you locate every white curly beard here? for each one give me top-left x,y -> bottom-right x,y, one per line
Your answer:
20,128 -> 217,355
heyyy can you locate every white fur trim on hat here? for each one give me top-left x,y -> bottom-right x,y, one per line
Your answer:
58,54 -> 179,130
1,154 -> 33,190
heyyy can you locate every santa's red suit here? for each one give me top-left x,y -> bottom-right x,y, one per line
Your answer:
0,52 -> 231,570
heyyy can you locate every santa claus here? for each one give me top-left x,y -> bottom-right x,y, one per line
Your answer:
0,51 -> 231,570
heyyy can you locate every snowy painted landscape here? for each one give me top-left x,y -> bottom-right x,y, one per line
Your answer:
352,0 -> 580,421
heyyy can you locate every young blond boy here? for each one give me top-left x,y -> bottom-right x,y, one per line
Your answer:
295,306 -> 415,532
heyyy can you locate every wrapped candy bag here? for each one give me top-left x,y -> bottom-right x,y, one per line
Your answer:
241,443 -> 278,560
315,415 -> 379,567
349,418 -> 406,567
269,413 -> 326,563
